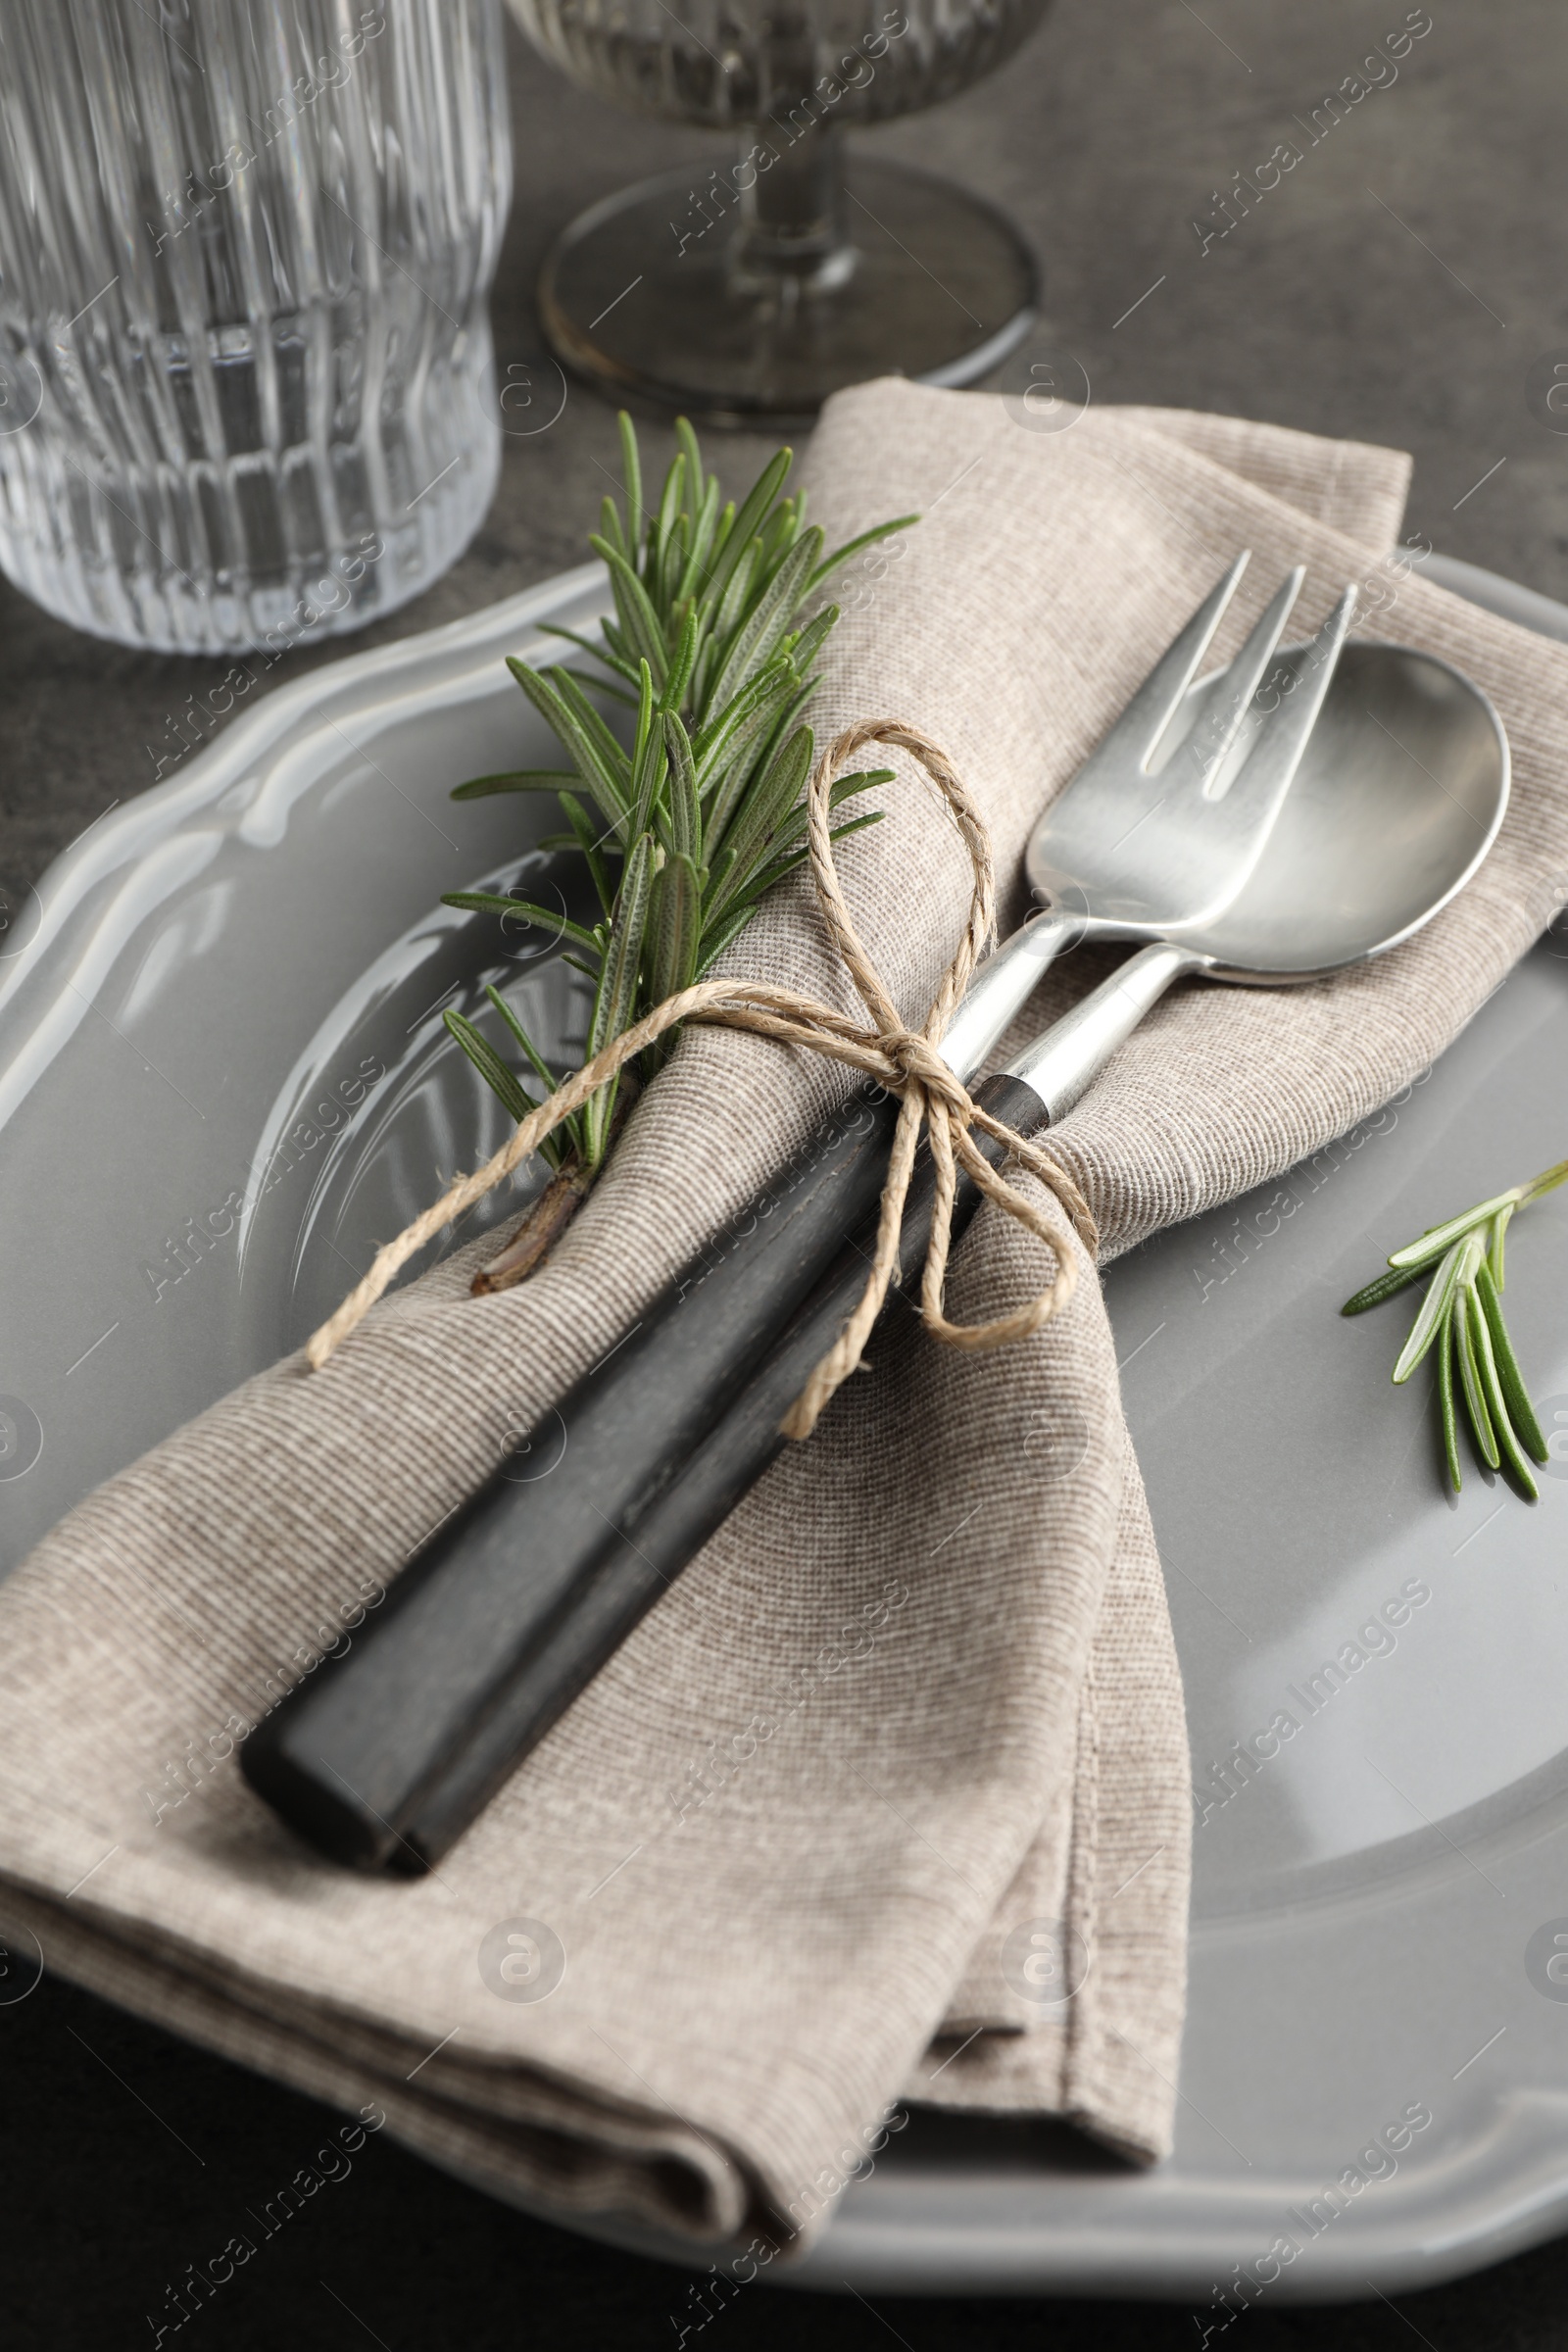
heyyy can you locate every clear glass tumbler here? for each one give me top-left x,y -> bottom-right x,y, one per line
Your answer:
0,0 -> 510,656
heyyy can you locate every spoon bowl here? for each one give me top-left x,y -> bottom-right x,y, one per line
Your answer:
1010,634 -> 1509,1116
1162,637 -> 1509,977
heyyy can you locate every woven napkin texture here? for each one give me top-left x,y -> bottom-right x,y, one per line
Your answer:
4,384 -> 1568,2258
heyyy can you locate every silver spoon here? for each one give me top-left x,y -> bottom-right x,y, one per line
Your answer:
245,632 -> 1503,1875
1004,634 -> 1510,1121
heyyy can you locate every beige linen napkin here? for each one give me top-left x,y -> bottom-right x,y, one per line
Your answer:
4,383 -> 1568,2258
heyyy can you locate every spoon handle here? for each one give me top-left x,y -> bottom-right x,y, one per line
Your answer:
932,908 -> 1081,1079
242,943 -> 1191,1870
243,1070 -> 1047,1870
241,926 -> 1079,1867
373,956 -> 1197,1870
382,954 -> 1201,1867
393,1070 -> 1050,1872
1007,940 -> 1200,1121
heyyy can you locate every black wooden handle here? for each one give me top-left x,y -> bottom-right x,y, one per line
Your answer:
242,1072 -> 1049,1870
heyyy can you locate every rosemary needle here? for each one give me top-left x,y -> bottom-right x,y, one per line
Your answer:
440,413 -> 915,1191
1343,1155 -> 1568,1497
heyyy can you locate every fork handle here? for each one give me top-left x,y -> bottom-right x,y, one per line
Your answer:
244,1071 -> 1047,1871
240,927 -> 1081,1870
935,908 -> 1081,1081
464,949 -> 1209,1871
397,1078 -> 1051,1870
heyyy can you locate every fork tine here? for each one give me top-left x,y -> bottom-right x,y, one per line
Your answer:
1190,564 -> 1305,791
1092,550 -> 1250,774
1208,581 -> 1359,828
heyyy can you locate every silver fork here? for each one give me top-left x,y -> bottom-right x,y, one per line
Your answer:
940,553 -> 1357,1082
242,556 -> 1360,1872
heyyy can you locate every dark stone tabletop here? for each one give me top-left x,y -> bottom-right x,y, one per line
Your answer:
5,2 -> 1567,2343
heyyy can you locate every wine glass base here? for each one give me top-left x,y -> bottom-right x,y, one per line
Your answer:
539,156 -> 1038,427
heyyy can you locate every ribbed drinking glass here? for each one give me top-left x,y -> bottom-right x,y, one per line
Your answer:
0,0 -> 510,656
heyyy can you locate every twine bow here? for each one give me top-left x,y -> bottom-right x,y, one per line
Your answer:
305,721 -> 1098,1438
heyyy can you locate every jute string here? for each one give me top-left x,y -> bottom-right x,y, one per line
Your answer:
305,722 -> 1098,1439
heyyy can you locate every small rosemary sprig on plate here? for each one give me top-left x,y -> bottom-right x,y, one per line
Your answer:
1343,1156 -> 1568,1496
440,414 -> 914,1250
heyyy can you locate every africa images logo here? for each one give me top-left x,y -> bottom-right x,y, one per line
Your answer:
477,1917 -> 566,2004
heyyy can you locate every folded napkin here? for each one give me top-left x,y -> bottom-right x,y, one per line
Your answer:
5,383 -> 1568,2257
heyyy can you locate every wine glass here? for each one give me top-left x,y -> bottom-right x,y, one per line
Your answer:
508,0 -> 1052,425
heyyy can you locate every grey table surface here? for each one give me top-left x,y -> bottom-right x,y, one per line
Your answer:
7,2 -> 1568,2346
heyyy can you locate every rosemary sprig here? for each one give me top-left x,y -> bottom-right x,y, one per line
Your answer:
1343,1155 -> 1568,1496
441,413 -> 915,1187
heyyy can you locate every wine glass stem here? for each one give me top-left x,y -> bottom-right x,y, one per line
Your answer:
738,119 -> 851,282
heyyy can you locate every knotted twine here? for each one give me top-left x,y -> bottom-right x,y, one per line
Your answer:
305,721 -> 1098,1439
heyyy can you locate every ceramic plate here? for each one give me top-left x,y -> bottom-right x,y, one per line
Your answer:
5,551 -> 1568,2302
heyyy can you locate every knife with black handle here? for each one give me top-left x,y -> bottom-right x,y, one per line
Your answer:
241,944 -> 1179,1870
